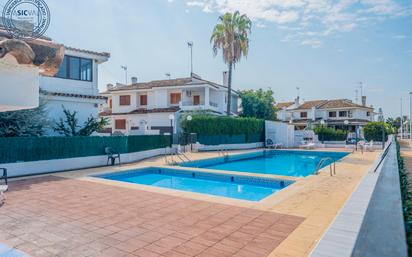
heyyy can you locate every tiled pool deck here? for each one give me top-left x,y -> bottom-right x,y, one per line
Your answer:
0,149 -> 379,257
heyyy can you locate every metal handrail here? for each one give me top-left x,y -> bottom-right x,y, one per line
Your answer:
315,157 -> 336,176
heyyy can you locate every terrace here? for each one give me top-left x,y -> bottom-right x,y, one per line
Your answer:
0,147 -> 385,257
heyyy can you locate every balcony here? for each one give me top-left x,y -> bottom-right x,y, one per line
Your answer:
179,101 -> 219,112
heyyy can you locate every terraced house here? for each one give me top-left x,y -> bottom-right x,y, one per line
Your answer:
100,73 -> 239,135
276,96 -> 375,131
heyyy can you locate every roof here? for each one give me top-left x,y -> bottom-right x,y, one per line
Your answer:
317,99 -> 373,109
285,99 -> 373,110
103,75 -> 239,94
40,90 -> 107,100
65,46 -> 110,58
275,102 -> 294,109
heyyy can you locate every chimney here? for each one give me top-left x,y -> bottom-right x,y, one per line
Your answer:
131,77 -> 138,84
362,96 -> 366,106
223,71 -> 228,87
106,84 -> 114,90
294,96 -> 300,106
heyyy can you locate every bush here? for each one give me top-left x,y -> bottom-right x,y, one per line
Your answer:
181,115 -> 264,137
363,122 -> 391,142
313,126 -> 347,141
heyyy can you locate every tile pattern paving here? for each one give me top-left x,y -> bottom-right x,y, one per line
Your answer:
0,176 -> 304,257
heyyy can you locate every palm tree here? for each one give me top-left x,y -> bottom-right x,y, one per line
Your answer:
211,11 -> 252,116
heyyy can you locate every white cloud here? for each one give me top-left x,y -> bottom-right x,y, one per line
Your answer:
393,34 -> 406,39
180,0 -> 410,47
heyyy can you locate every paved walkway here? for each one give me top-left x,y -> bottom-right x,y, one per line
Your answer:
0,176 -> 303,257
0,148 -> 379,257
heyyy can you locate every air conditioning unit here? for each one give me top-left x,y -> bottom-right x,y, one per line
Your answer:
186,91 -> 192,97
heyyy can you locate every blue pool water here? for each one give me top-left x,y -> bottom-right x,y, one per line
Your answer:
182,150 -> 349,177
96,167 -> 292,201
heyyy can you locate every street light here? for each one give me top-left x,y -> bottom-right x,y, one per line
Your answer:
187,41 -> 193,75
168,114 -> 174,147
344,120 -> 349,143
320,119 -> 325,144
410,92 -> 412,143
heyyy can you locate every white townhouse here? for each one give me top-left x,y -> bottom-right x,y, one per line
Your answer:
40,47 -> 110,133
100,73 -> 239,135
276,96 -> 375,131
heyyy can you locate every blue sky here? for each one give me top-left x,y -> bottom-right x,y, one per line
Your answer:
1,0 -> 411,118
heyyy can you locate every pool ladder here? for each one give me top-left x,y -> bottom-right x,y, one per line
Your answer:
164,146 -> 191,165
314,157 -> 336,176
218,146 -> 229,157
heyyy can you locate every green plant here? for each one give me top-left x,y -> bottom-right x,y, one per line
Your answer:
54,107 -> 109,136
181,115 -> 264,136
396,142 -> 412,256
363,122 -> 391,142
0,101 -> 50,137
239,88 -> 277,120
211,11 -> 252,115
313,126 -> 347,141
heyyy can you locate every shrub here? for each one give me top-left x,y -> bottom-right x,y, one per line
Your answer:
313,126 -> 347,141
181,115 -> 264,136
363,122 -> 391,142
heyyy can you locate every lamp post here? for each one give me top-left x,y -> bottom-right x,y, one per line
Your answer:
410,92 -> 412,143
320,119 -> 325,144
186,115 -> 192,150
168,114 -> 174,147
187,41 -> 193,75
382,122 -> 385,150
344,120 -> 349,144
401,97 -> 404,139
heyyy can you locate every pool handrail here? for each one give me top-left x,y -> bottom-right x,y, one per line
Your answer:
315,157 -> 336,176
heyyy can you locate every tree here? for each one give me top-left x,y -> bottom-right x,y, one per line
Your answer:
54,107 -> 108,136
211,11 -> 252,116
239,88 -> 276,120
363,122 -> 392,142
0,101 -> 49,137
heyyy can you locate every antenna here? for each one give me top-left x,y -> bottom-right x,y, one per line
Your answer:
120,65 -> 128,85
296,87 -> 300,98
355,89 -> 358,103
187,41 -> 193,76
165,73 -> 171,80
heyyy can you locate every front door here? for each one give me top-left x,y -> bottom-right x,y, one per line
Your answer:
193,95 -> 200,105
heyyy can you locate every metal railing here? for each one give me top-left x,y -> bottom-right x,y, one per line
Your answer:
314,157 -> 336,176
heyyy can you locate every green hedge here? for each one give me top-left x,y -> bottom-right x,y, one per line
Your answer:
313,126 -> 347,141
0,135 -> 170,164
364,122 -> 391,142
181,115 -> 264,145
181,115 -> 264,136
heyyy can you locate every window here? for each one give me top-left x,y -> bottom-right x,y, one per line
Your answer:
193,95 -> 200,105
300,112 -> 307,118
115,119 -> 126,129
329,111 -> 337,118
119,95 -> 131,106
140,95 -> 147,106
170,93 -> 181,104
55,55 -> 93,81
339,111 -> 348,117
367,111 -> 370,117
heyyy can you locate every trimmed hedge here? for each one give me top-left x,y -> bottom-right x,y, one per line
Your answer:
313,126 -> 347,141
181,115 -> 265,145
364,122 -> 391,142
181,115 -> 264,136
0,135 -> 170,164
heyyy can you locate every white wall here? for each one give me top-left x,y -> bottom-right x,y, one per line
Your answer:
3,148 -> 166,178
112,112 -> 176,134
112,92 -> 137,113
265,121 -> 295,147
0,55 -> 39,112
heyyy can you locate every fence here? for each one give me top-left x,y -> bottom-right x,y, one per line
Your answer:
196,134 -> 264,145
0,135 -> 170,164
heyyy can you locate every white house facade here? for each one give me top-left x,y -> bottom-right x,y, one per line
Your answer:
40,47 -> 110,134
276,97 -> 375,131
100,73 -> 239,135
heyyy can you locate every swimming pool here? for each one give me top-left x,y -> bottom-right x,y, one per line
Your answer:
181,150 -> 349,177
95,167 -> 293,201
